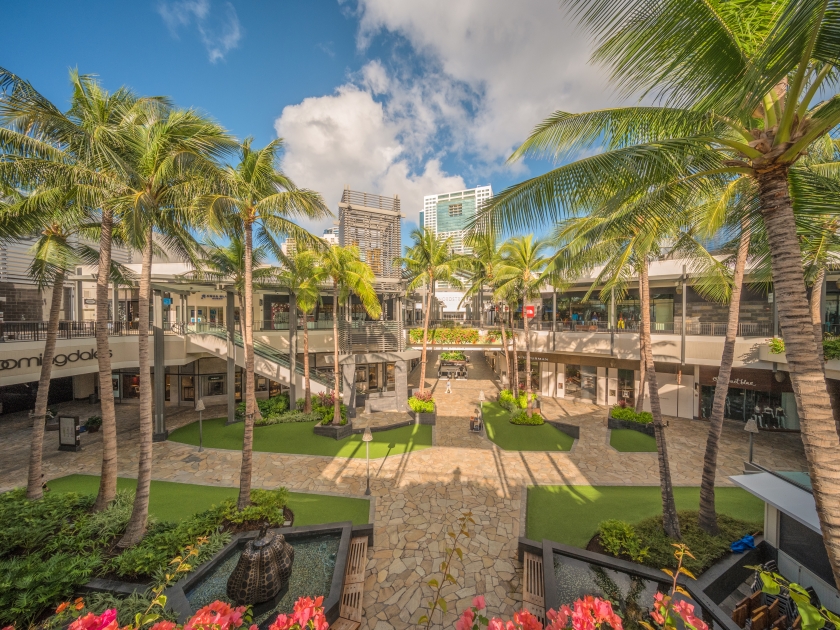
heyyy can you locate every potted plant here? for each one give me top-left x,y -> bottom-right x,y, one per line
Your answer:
85,415 -> 102,433
408,391 -> 436,425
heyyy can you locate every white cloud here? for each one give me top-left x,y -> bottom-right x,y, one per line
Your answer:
158,0 -> 242,63
275,83 -> 466,232
351,0 -> 621,164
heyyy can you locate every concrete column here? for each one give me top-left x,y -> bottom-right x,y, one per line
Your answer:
288,291 -> 297,405
597,366 -> 607,405
153,289 -> 167,441
226,291 -> 236,424
552,291 -> 557,332
607,367 -> 618,406
76,280 -> 84,322
556,363 -> 565,398
341,361 -> 356,416
112,285 -> 119,322
395,360 -> 408,411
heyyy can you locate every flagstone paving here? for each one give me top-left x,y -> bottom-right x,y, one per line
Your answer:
0,351 -> 809,629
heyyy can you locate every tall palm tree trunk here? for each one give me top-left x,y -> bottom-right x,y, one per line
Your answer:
524,295 -> 534,415
808,268 -> 840,435
237,219 -> 257,510
758,167 -> 840,587
26,270 -> 65,500
499,302 -> 512,391
511,309 -> 520,398
640,259 -> 680,539
418,278 -> 434,394
332,281 -> 341,424
303,309 -> 311,414
94,208 -> 118,511
120,226 -> 154,547
698,226 -> 750,534
635,332 -> 646,413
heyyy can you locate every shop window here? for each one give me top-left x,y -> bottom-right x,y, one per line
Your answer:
201,375 -> 226,397
386,363 -> 396,392
581,365 -> 597,400
181,376 -> 195,402
565,365 -> 581,398
618,369 -> 635,405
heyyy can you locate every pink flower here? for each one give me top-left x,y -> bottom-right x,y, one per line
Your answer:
473,596 -> 486,611
457,608 -> 476,630
488,618 -> 506,630
70,609 -> 118,630
149,622 -> 177,630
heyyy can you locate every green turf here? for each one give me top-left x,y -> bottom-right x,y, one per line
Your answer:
168,417 -> 432,458
609,429 -> 658,452
527,485 -> 765,547
482,402 -> 575,451
46,474 -> 370,526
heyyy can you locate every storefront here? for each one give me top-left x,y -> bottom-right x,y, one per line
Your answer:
353,362 -> 396,397
699,366 -> 800,431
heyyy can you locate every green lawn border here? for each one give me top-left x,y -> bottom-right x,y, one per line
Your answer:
482,402 -> 575,452
609,428 -> 658,452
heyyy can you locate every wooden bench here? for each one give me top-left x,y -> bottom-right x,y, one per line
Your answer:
334,536 -> 369,630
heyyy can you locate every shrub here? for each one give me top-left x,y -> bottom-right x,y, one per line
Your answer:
317,401 -> 347,425
499,389 -> 527,412
408,396 -> 435,413
509,411 -> 544,425
824,338 -> 840,360
221,488 -> 289,525
236,394 -> 289,421
440,350 -> 466,361
598,519 -> 649,563
609,406 -> 653,424
768,337 -> 785,354
409,327 -> 480,344
84,416 -> 102,430
255,411 -> 322,426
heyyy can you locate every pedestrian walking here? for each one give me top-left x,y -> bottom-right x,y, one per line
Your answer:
445,377 -> 452,394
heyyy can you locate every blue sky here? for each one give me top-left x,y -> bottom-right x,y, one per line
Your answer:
2,0 -> 620,251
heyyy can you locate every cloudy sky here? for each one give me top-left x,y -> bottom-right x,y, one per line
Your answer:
3,0 -> 623,248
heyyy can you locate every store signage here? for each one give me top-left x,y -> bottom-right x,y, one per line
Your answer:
201,294 -> 226,300
208,375 -> 224,381
58,416 -> 81,452
0,348 -> 111,372
163,297 -> 173,306
712,376 -> 756,387
525,305 -> 535,318
84,298 -> 97,305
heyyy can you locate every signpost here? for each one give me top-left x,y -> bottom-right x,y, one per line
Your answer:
58,416 -> 81,452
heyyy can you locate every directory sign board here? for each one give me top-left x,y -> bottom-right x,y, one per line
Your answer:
58,416 -> 81,452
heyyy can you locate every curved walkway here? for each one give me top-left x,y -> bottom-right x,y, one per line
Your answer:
0,351 -> 808,630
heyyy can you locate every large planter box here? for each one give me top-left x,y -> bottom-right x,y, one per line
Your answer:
607,412 -> 655,436
408,405 -> 436,425
314,421 -> 353,440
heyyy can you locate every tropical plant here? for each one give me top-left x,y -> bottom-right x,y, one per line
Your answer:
399,228 -> 469,394
194,138 -> 329,510
408,396 -> 435,414
597,520 -> 649,563
510,411 -> 544,425
494,236 -> 549,415
112,107 -> 233,548
319,245 -> 381,423
609,407 -> 653,424
277,250 -> 326,413
482,0 -> 840,581
0,67 -> 169,512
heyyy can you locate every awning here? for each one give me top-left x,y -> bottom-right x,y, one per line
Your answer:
730,472 -> 820,534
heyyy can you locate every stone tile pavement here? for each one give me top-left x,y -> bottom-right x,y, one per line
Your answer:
0,350 -> 809,630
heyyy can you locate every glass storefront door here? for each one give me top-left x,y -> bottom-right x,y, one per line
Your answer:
581,365 -> 597,400
181,376 -> 195,402
618,369 -> 635,406
368,364 -> 379,392
565,365 -> 581,398
355,366 -> 368,395
386,363 -> 395,392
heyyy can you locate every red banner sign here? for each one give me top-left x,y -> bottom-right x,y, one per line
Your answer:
525,305 -> 535,318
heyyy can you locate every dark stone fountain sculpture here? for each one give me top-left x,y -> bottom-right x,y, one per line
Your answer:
226,527 -> 295,605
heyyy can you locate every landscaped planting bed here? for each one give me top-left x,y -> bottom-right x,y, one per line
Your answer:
482,402 -> 574,451
609,428 -> 657,452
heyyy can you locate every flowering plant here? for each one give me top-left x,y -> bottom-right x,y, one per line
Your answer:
456,595 -> 622,630
268,596 -> 328,630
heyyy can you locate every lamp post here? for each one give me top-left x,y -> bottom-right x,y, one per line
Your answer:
478,390 -> 485,430
744,417 -> 759,463
362,427 -> 373,496
195,399 -> 206,452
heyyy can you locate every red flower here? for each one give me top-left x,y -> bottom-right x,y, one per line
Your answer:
56,603 -> 70,614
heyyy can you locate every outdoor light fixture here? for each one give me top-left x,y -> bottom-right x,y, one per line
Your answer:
478,390 -> 486,430
362,427 -> 373,496
744,417 -> 760,463
195,399 -> 206,452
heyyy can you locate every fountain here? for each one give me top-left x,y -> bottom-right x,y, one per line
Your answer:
226,527 -> 295,606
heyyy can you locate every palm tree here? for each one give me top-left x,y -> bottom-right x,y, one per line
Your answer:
0,187 -> 131,500
0,67 -> 167,511
399,228 -> 469,394
112,108 -> 233,548
195,138 -> 329,509
495,281 -> 521,398
482,0 -> 840,581
277,250 -> 326,413
320,245 -> 381,423
495,236 -> 549,415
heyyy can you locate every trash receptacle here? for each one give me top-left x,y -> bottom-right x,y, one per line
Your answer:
89,393 -> 97,404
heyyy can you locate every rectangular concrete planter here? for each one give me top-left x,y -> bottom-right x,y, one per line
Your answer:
408,406 -> 436,425
607,413 -> 655,436
313,420 -> 353,440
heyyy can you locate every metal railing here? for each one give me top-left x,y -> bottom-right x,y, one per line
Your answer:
425,319 -> 483,329
0,320 -> 160,342
339,320 -> 404,353
259,318 -> 336,331
498,320 -> 772,337
340,188 -> 400,212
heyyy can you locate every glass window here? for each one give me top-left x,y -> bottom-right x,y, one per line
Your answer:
180,376 -> 195,401
581,366 -> 597,400
618,369 -> 635,406
565,365 -> 581,398
448,203 -> 463,217
386,363 -> 395,392
355,365 -> 368,394
201,375 -> 226,397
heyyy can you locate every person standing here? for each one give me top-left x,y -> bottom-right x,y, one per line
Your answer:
445,377 -> 452,394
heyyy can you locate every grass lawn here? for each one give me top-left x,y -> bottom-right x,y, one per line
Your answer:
46,474 -> 370,526
169,417 -> 433,458
527,485 -> 764,547
482,402 -> 575,452
609,429 -> 657,452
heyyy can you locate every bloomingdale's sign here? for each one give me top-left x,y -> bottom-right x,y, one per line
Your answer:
0,348 -> 112,372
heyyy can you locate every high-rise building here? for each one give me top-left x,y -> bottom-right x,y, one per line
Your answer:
338,187 -> 401,279
422,185 -> 492,254
322,227 -> 339,246
281,238 -> 296,256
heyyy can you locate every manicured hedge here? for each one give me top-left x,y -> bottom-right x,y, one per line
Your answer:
609,406 -> 653,424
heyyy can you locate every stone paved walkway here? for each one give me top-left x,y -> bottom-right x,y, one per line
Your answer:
0,351 -> 809,630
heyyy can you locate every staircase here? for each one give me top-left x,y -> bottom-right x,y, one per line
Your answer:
176,323 -> 333,393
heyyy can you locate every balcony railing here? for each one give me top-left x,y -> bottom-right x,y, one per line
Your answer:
0,320 -> 167,342
339,320 -> 404,353
259,318 -> 336,331
340,189 -> 400,212
505,320 -> 771,337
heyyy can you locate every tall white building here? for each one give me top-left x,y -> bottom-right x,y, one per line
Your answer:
421,185 -> 492,254
322,227 -> 339,245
